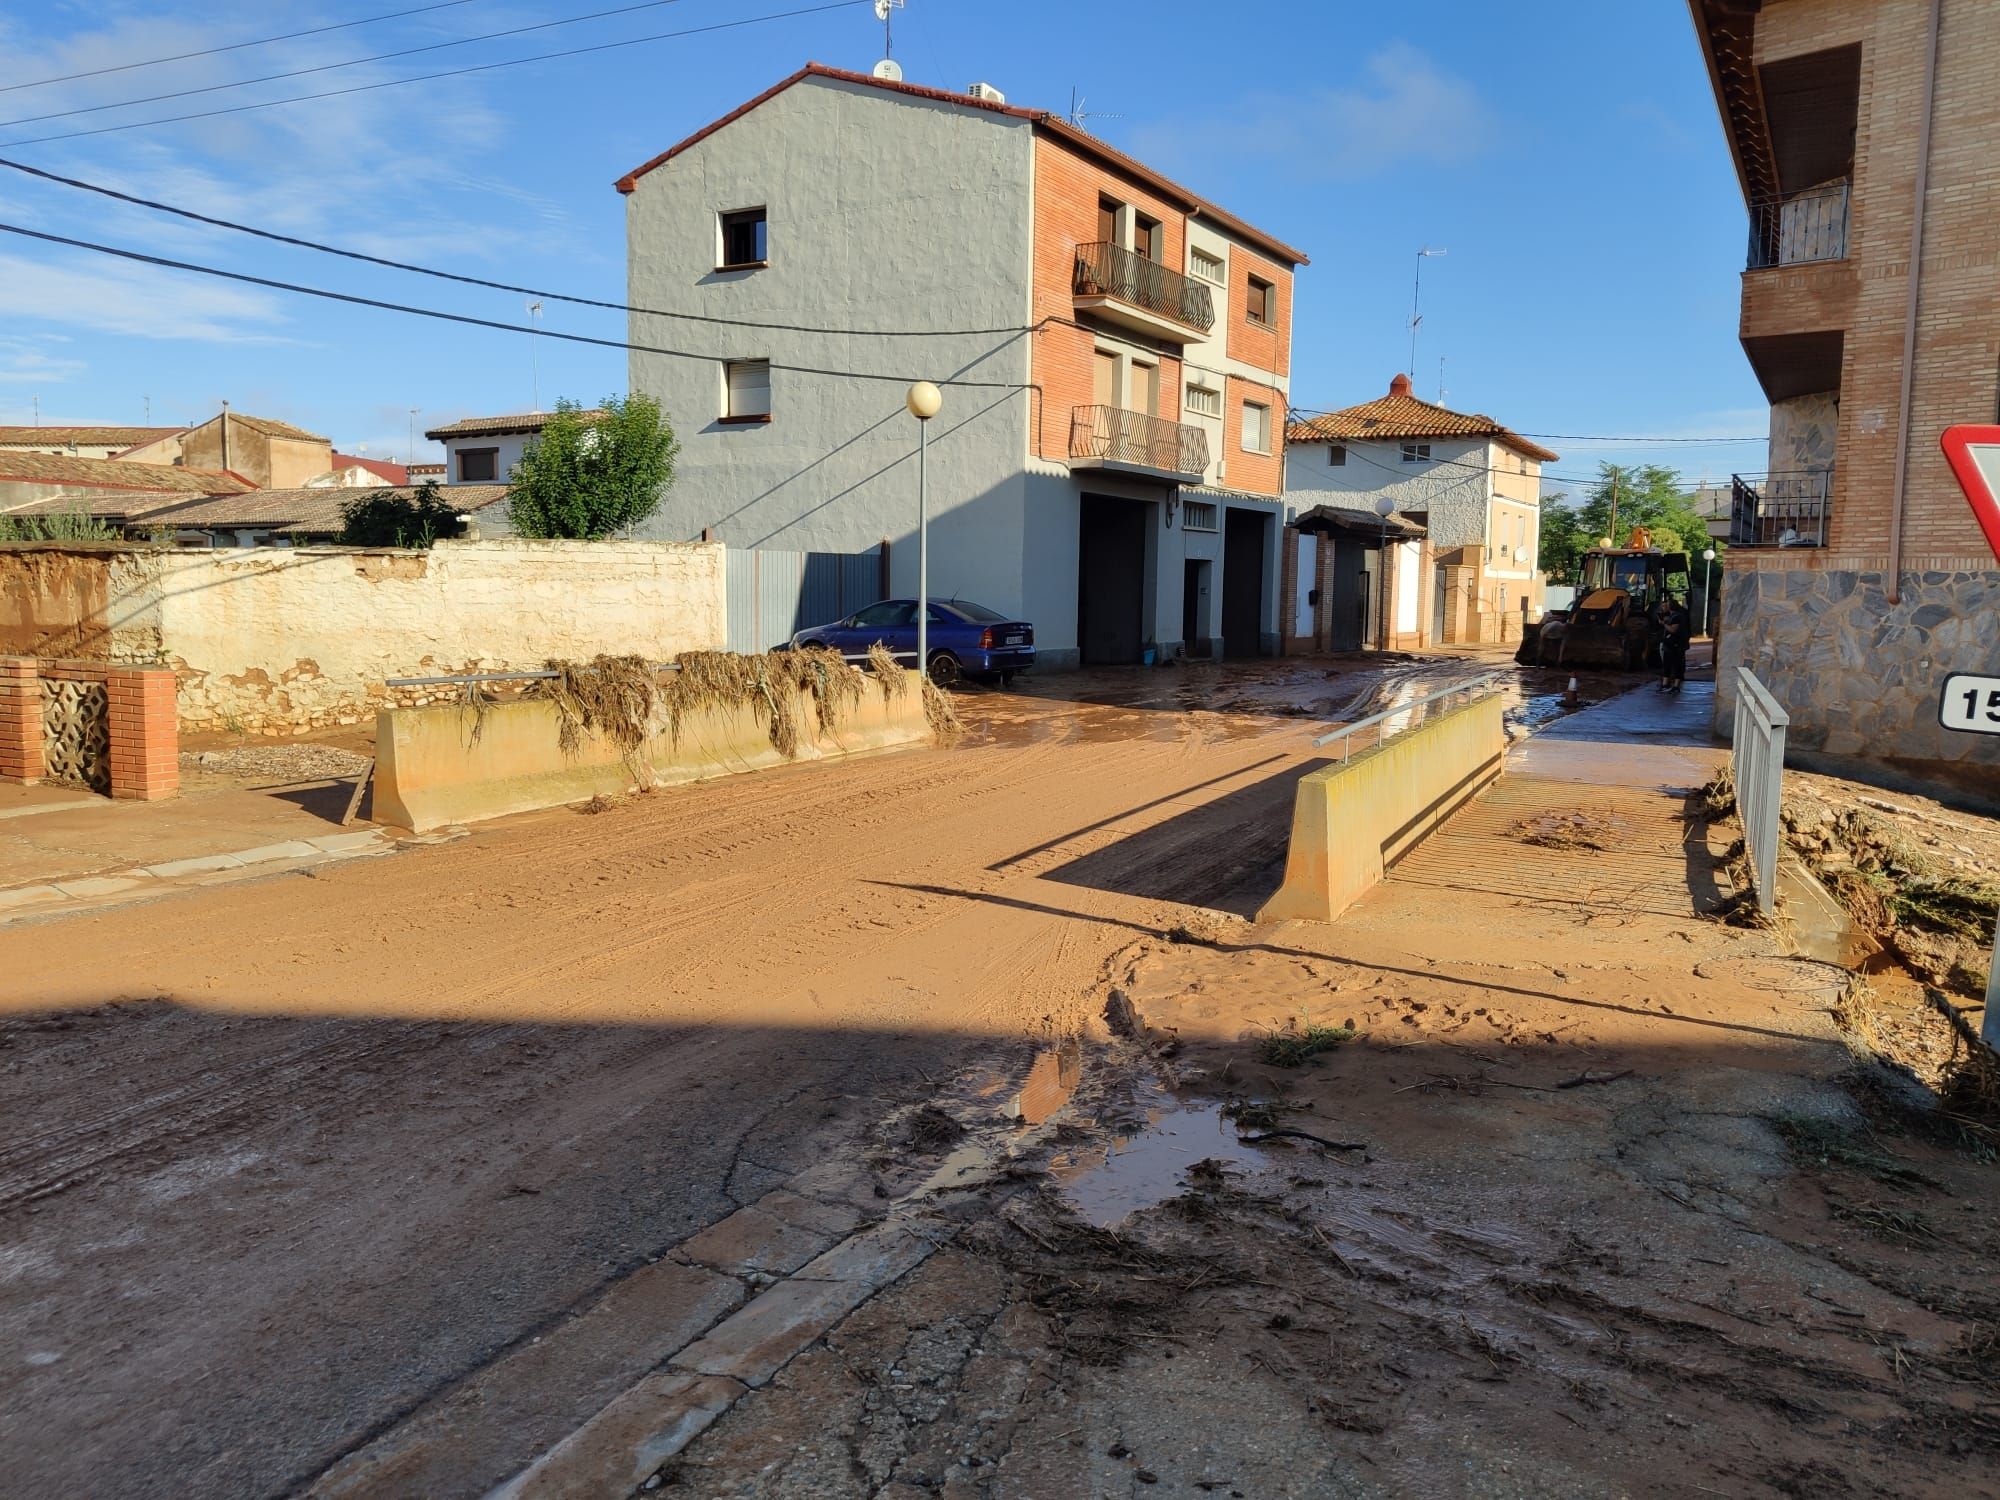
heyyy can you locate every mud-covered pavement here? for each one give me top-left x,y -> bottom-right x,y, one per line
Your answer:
0,652 -> 1581,1499
5,653 -> 1989,1499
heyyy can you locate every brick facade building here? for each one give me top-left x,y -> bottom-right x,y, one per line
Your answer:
1688,0 -> 2000,773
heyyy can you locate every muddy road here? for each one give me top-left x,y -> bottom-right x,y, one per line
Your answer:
0,656 -> 1570,1499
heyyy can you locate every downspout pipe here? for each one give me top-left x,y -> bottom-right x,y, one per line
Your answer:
1888,0 -> 1944,604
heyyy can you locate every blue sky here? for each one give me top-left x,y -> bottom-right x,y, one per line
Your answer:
0,0 -> 1768,492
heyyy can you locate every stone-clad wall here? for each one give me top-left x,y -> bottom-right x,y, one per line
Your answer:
1715,567 -> 2000,769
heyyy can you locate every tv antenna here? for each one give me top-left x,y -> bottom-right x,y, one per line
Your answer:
872,0 -> 904,80
1067,88 -> 1119,130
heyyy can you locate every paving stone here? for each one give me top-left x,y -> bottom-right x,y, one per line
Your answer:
0,884 -> 65,911
305,831 -> 388,854
670,1222 -> 940,1387
489,1372 -> 744,1499
677,1201 -> 839,1278
52,874 -> 153,899
143,853 -> 246,878
310,1259 -> 740,1500
229,840 -> 322,865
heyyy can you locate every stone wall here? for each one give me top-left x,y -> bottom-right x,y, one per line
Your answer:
1715,565 -> 2000,771
0,539 -> 727,734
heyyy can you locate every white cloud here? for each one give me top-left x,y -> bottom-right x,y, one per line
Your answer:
1126,43 -> 1493,183
0,333 -> 85,384
0,251 -> 288,342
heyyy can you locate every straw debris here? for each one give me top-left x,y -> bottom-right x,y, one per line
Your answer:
538,645 -> 959,769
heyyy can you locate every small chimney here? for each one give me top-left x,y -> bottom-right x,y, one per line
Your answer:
1389,373 -> 1413,397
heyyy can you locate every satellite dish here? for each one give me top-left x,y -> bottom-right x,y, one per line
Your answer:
873,0 -> 895,18
872,57 -> 903,81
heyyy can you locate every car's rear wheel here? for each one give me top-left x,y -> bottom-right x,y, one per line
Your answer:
926,651 -> 961,688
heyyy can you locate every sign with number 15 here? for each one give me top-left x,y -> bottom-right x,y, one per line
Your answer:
1940,673 -> 2000,736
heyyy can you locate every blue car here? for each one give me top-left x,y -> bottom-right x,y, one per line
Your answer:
791,598 -> 1035,686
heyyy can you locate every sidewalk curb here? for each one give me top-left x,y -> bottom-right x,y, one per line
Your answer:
0,828 -> 442,925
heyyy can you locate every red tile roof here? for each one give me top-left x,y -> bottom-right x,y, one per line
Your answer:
616,63 -> 1308,267
0,425 -> 185,448
1286,374 -> 1560,463
332,453 -> 410,485
423,410 -> 605,440
0,451 -> 255,495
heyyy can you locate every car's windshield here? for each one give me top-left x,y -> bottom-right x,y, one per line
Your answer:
1580,555 -> 1652,595
940,600 -> 1009,623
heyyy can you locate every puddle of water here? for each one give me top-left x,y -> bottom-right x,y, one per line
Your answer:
1051,1098 -> 1263,1228
1008,1043 -> 1080,1125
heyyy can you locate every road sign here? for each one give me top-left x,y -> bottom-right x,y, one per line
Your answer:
1940,672 -> 2000,736
1940,424 -> 2000,563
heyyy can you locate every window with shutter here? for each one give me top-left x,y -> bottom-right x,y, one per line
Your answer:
723,359 -> 772,422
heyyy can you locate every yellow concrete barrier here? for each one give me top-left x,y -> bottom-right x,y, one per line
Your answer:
1257,694 -> 1505,925
373,670 -> 929,832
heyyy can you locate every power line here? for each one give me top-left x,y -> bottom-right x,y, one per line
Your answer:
0,154 -> 1034,339
0,0 -> 490,96
0,1 -> 867,149
1518,433 -> 1764,444
0,218 -> 1035,391
0,0 -> 698,131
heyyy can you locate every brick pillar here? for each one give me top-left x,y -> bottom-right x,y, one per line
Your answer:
105,666 -> 179,801
0,656 -> 43,784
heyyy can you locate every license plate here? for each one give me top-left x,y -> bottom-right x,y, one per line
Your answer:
1004,634 -> 1025,646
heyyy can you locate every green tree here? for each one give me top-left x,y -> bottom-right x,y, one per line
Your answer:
339,481 -> 464,548
1535,493 -> 1591,585
1575,463 -> 1719,564
507,394 -> 678,540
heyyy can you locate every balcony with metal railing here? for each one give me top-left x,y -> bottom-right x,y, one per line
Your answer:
1746,181 -> 1849,270
1069,405 -> 1209,484
1073,241 -> 1215,342
1729,469 -> 1832,547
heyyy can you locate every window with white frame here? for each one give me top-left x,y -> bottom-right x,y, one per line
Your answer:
1184,383 -> 1222,418
1241,400 -> 1272,455
722,359 -> 771,421
1327,443 -> 1347,466
1400,441 -> 1431,463
1189,247 -> 1225,284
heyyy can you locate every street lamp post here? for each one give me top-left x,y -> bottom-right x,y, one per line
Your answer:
906,381 -> 942,681
1701,547 -> 1717,638
1373,494 -> 1396,649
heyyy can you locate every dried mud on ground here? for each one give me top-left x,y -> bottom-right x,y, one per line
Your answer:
656,774 -> 1999,1499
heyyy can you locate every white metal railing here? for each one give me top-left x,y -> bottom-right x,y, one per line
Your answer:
1312,673 -> 1501,762
1731,667 -> 1790,915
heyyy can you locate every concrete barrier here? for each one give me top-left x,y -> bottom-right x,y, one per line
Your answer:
1257,694 -> 1505,925
373,671 -> 929,832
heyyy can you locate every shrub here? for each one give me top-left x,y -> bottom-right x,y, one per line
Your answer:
0,508 -> 119,541
507,394 -> 678,540
338,481 -> 464,548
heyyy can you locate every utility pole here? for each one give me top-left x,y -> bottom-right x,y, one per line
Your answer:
1409,248 -> 1445,379
1608,470 -> 1621,546
527,301 -> 543,412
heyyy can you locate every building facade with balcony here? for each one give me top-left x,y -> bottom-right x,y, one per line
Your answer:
1688,0 -> 2000,771
1283,376 -> 1558,649
618,64 -> 1306,666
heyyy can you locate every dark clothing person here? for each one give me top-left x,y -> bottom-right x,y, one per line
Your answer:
1658,601 -> 1692,691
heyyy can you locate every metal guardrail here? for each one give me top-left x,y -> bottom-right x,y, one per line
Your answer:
1069,404 -> 1209,478
1730,469 -> 1831,547
1731,667 -> 1790,916
1311,673 -> 1501,762
1747,180 -> 1849,270
1073,241 -> 1215,332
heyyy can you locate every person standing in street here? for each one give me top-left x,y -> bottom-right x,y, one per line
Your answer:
1658,596 -> 1692,692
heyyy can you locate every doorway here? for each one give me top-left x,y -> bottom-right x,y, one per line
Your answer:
1328,538 -> 1368,652
1431,563 -> 1448,643
1221,508 -> 1270,658
1182,559 -> 1211,657
1078,494 -> 1149,664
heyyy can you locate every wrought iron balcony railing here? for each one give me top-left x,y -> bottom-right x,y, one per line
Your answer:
1073,241 -> 1215,334
1730,469 -> 1831,547
1747,181 -> 1850,270
1070,405 -> 1209,479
